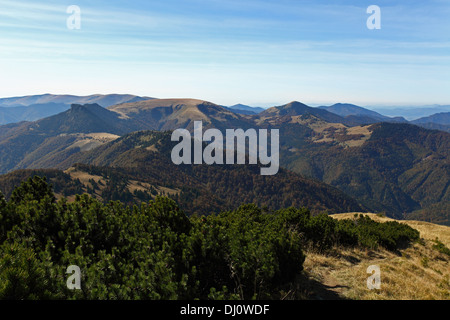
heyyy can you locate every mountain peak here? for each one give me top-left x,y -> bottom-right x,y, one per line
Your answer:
226,104 -> 265,115
286,101 -> 310,106
107,98 -> 251,131
70,103 -> 102,111
283,101 -> 311,110
0,94 -> 153,109
29,103 -> 131,135
258,101 -> 351,125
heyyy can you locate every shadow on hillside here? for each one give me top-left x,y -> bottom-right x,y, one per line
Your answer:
294,274 -> 349,300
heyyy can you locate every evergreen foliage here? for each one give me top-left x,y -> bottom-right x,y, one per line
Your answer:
0,177 -> 420,300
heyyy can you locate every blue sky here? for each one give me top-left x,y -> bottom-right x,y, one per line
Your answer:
0,0 -> 449,107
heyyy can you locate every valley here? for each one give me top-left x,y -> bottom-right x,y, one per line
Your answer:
0,96 -> 448,226
2,0 -> 448,304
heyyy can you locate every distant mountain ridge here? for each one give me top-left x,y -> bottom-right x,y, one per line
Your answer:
108,98 -> 254,131
250,101 -> 450,223
225,104 -> 265,115
0,97 -> 448,225
0,99 -> 255,173
0,94 -> 154,125
259,101 -> 356,126
371,105 -> 450,120
319,103 -> 407,123
319,103 -> 448,132
0,93 -> 153,108
412,112 -> 450,125
1,94 -> 449,134
0,131 -> 365,215
319,103 -> 389,119
0,103 -> 69,124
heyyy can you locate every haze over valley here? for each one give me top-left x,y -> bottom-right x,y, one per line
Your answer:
1,0 -> 449,302
0,94 -> 448,226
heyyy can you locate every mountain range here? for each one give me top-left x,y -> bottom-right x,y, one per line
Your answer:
0,96 -> 448,225
1,94 -> 449,132
319,103 -> 407,122
318,103 -> 450,132
0,94 -> 154,125
371,105 -> 450,120
225,104 -> 265,115
0,93 -> 153,107
0,130 -> 363,216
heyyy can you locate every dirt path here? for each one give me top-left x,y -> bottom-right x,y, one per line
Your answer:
321,273 -> 349,298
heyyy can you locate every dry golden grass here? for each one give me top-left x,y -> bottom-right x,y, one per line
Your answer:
84,132 -> 121,141
334,213 -> 450,247
109,98 -> 241,123
344,125 -> 373,147
65,167 -> 105,186
109,98 -> 205,112
63,167 -> 106,200
346,125 -> 373,136
61,167 -> 181,202
145,144 -> 158,152
283,116 -> 373,148
167,105 -> 210,123
109,98 -> 210,119
300,213 -> 450,300
63,133 -> 120,152
127,180 -> 180,197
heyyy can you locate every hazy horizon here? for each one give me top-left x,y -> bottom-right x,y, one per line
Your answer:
1,0 -> 449,106
1,92 -> 449,111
